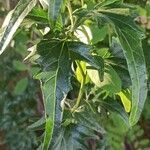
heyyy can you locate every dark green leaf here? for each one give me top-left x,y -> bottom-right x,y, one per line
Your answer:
67,41 -> 104,81
98,12 -> 148,126
98,98 -> 129,125
35,40 -> 72,149
52,106 -> 105,150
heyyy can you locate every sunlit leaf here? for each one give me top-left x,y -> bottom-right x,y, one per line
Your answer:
87,64 -> 122,95
117,89 -> 131,113
75,61 -> 90,84
0,0 -> 37,55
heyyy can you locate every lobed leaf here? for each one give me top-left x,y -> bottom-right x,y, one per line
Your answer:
35,40 -> 72,149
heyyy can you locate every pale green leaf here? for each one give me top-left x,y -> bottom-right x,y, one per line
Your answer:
75,61 -> 90,84
0,0 -> 37,55
117,89 -> 131,113
87,64 -> 122,95
91,25 -> 108,44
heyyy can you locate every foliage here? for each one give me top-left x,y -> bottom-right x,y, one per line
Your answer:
0,0 -> 150,149
0,29 -> 38,149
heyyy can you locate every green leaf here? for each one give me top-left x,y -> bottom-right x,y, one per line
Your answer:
90,25 -> 108,44
96,0 -> 123,8
48,0 -> 63,26
100,12 -> 147,125
75,61 -> 90,84
0,0 -> 37,55
13,78 -> 28,95
117,89 -> 131,113
52,125 -> 98,150
103,113 -> 129,149
35,40 -> 72,149
52,106 -> 105,150
87,65 -> 122,95
27,7 -> 49,24
68,41 -> 104,81
97,98 -> 129,125
13,60 -> 28,71
28,116 -> 45,130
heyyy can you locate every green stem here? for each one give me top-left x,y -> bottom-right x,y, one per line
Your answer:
67,1 -> 74,32
81,0 -> 84,7
71,61 -> 86,112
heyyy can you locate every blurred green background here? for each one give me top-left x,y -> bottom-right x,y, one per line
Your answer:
0,0 -> 149,150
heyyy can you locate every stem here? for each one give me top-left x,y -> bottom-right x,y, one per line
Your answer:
71,61 -> 86,112
67,1 -> 74,32
81,26 -> 91,44
81,0 -> 84,7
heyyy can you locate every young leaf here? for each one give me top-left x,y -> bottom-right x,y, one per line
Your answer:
35,40 -> 72,149
75,61 -> 90,84
96,0 -> 122,8
90,25 -> 108,44
27,7 -> 49,25
28,116 -> 45,130
87,65 -> 122,95
0,0 -> 37,55
117,89 -> 131,113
